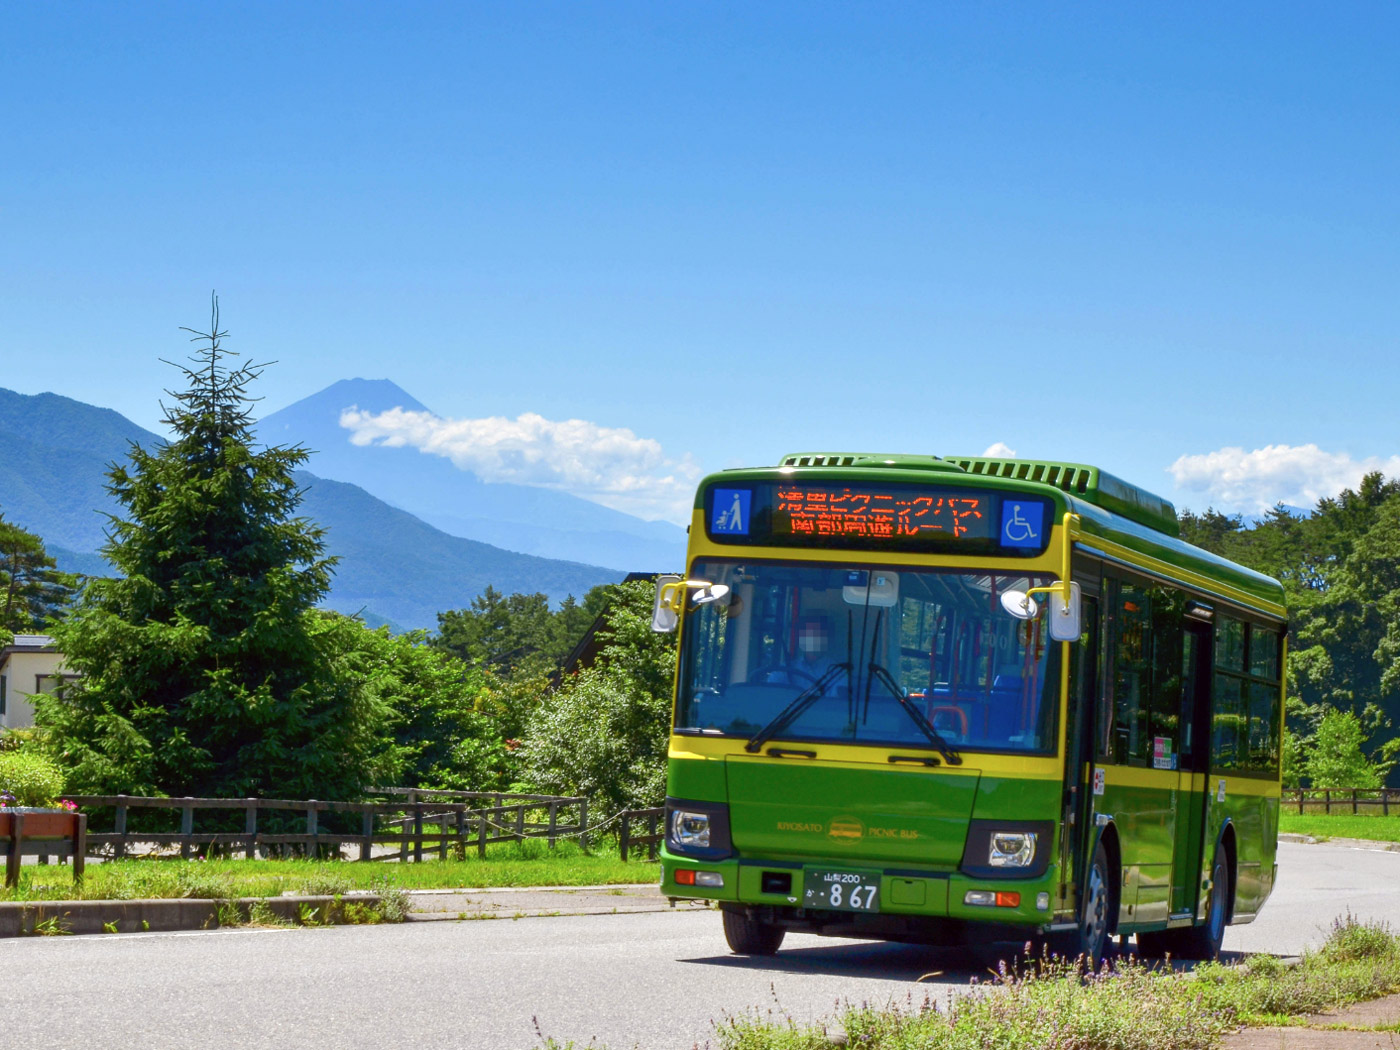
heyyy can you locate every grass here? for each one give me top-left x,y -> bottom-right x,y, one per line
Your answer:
535,914 -> 1400,1050
1279,812 -> 1400,843
0,839 -> 658,903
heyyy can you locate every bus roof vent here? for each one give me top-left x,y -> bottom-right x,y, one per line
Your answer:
779,452 -> 967,473
945,456 -> 1180,537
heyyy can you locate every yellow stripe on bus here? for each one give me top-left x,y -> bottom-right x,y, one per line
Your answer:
669,735 -> 1063,779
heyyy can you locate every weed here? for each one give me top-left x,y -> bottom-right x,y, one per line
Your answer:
297,866 -> 352,897
102,920 -> 119,934
29,914 -> 72,936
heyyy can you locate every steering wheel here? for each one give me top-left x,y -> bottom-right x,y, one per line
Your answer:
747,663 -> 819,687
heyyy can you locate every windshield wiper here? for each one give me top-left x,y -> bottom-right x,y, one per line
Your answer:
866,663 -> 963,766
744,662 -> 852,754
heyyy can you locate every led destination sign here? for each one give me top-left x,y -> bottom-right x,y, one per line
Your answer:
706,481 -> 1051,555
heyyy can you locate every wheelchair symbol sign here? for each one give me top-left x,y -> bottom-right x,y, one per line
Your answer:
1000,501 -> 1044,549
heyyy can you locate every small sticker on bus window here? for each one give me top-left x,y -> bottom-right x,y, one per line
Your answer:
1092,768 -> 1106,796
1216,779 -> 1227,802
1153,737 -> 1175,770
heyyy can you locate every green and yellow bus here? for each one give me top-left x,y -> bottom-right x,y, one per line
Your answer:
652,453 -> 1285,966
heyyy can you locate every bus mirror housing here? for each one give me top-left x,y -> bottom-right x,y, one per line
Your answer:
652,574 -> 683,633
999,590 -> 1040,620
1047,582 -> 1082,642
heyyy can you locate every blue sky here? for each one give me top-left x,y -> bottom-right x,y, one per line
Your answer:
4,3 -> 1398,523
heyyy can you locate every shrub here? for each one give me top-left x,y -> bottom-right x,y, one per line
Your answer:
0,750 -> 65,807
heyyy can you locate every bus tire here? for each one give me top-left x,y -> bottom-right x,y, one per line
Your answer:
1138,850 -> 1230,961
721,906 -> 786,956
1060,841 -> 1113,971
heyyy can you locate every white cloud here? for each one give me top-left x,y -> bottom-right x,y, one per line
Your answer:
982,442 -> 1018,458
1167,444 -> 1400,513
340,407 -> 700,523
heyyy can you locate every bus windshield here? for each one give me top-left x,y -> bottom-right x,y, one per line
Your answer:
678,559 -> 1060,754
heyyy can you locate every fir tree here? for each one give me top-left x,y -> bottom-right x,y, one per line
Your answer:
37,297 -> 389,799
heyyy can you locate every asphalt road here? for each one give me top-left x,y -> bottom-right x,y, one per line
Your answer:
4,841 -> 1398,1050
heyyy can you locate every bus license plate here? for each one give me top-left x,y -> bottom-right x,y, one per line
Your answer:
803,869 -> 880,913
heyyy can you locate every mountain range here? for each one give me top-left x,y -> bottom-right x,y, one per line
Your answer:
258,378 -> 687,571
0,384 -> 685,630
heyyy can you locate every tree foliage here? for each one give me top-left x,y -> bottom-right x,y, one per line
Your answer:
1182,472 -> 1400,784
516,579 -> 677,818
315,612 -> 511,792
0,514 -> 75,637
432,585 -> 606,677
36,300 -> 386,800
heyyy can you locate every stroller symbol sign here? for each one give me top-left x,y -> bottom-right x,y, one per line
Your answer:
712,489 -> 751,535
1000,501 -> 1045,549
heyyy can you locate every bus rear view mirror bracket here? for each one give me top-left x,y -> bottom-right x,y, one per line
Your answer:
1002,581 -> 1081,642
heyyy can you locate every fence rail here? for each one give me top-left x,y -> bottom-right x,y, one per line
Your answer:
1283,788 -> 1400,815
618,807 -> 664,861
65,792 -> 587,861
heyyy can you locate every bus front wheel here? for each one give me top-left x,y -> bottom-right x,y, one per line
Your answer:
1061,841 -> 1113,971
721,906 -> 786,956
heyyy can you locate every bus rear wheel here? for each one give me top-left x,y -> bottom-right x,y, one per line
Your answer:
1137,852 -> 1230,961
721,906 -> 786,956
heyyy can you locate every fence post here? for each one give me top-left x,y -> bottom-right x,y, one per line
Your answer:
515,804 -> 525,843
1324,789 -> 1332,814
73,813 -> 87,884
413,802 -> 424,864
306,802 -> 318,859
620,811 -> 631,862
360,810 -> 373,862
477,808 -> 487,859
578,798 -> 588,852
1386,790 -> 1391,818
5,812 -> 23,889
455,806 -> 466,861
438,811 -> 449,862
180,799 -> 194,859
1298,789 -> 1304,815
1353,789 -> 1359,815
649,813 -> 659,860
245,800 -> 258,859
548,801 -> 558,849
115,795 -> 129,860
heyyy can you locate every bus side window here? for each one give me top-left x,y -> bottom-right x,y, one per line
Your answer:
1107,577 -> 1152,766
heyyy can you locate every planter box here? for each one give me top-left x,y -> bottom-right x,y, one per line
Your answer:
1,808 -> 87,888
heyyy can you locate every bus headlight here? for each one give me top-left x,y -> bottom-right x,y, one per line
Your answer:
989,831 -> 1037,868
959,820 -> 1052,879
671,810 -> 712,849
664,797 -> 733,860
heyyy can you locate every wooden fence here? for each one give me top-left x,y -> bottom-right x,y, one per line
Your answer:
1283,787 -> 1400,815
66,790 -> 587,861
618,807 -> 664,861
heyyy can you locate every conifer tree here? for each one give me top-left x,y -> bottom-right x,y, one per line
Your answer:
0,516 -> 74,637
37,298 -> 389,799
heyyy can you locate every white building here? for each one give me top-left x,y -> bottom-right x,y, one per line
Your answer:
0,634 -> 74,730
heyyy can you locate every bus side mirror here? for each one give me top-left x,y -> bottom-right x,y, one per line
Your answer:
652,574 -> 682,633
1047,582 -> 1082,642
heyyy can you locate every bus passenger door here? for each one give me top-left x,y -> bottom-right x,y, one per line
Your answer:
1171,620 -> 1211,917
1059,594 -> 1098,917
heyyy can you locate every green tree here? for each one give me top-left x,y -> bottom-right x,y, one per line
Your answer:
37,299 -> 387,800
0,515 -> 75,636
433,582 -> 612,677
316,612 -> 510,791
1303,707 -> 1383,789
517,579 -> 677,819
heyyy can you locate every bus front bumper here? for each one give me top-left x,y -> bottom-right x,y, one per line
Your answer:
661,848 -> 1061,932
